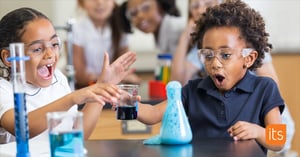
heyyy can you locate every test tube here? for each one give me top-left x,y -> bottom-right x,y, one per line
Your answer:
9,43 -> 31,157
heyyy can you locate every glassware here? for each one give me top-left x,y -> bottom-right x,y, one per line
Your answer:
116,84 -> 139,120
160,81 -> 192,144
9,43 -> 31,157
47,111 -> 85,157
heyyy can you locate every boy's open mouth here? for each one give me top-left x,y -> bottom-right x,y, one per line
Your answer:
37,64 -> 53,79
214,74 -> 225,86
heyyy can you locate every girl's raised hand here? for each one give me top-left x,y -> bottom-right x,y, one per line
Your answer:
98,51 -> 136,84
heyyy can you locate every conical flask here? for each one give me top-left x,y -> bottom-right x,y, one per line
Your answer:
160,81 -> 192,144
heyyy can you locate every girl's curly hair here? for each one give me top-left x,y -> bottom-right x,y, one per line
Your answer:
191,0 -> 272,70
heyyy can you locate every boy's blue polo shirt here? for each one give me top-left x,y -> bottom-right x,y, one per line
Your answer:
181,71 -> 285,139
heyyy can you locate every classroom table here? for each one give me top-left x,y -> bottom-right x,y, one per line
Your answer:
84,138 -> 266,157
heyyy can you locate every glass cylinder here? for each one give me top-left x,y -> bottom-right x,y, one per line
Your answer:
10,43 -> 30,157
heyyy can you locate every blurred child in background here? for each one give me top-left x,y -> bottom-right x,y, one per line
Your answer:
171,0 -> 220,85
121,0 -> 185,55
73,0 -> 140,89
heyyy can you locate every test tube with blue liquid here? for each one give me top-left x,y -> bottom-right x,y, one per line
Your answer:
9,43 -> 31,157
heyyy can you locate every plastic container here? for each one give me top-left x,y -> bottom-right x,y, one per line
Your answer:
154,54 -> 172,84
148,80 -> 166,100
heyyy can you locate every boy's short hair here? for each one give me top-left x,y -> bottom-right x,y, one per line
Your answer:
192,0 -> 272,70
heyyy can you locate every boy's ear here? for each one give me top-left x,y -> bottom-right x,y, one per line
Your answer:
244,50 -> 258,68
0,49 -> 11,67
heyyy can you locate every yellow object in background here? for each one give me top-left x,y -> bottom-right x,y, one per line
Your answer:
162,66 -> 171,84
155,54 -> 172,83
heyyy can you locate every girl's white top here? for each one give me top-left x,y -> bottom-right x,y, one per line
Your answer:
72,15 -> 128,75
157,14 -> 185,54
0,69 -> 77,144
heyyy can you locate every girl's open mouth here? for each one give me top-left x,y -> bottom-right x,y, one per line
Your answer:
37,64 -> 53,80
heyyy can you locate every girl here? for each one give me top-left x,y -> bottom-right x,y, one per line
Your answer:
0,7 -> 136,143
73,0 -> 140,88
122,0 -> 185,55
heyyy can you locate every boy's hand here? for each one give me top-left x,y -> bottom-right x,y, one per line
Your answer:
227,121 -> 263,141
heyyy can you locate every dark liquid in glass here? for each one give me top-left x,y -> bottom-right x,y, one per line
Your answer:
117,106 -> 137,120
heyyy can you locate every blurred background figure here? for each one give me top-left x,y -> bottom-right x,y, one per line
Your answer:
171,0 -> 221,85
72,0 -> 140,89
121,0 -> 185,55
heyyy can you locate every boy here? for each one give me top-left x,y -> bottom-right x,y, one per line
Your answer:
134,0 -> 285,154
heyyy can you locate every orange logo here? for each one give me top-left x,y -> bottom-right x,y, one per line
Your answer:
266,124 -> 286,146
